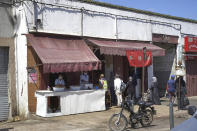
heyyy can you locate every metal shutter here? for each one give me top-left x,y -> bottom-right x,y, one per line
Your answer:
0,47 -> 9,121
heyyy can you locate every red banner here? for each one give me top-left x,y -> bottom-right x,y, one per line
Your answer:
126,50 -> 152,67
185,36 -> 197,52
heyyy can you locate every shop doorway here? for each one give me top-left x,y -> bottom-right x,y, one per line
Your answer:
113,56 -> 135,82
153,43 -> 176,97
186,60 -> 197,96
0,47 -> 9,121
113,56 -> 148,97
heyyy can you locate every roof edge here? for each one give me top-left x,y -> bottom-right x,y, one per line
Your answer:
76,0 -> 197,24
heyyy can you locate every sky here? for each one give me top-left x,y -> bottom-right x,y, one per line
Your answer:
96,0 -> 197,20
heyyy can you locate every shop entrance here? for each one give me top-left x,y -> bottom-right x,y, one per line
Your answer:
153,43 -> 176,97
113,56 -> 135,82
0,47 -> 9,121
113,55 -> 148,97
186,60 -> 197,96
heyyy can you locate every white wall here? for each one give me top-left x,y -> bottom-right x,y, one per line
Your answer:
23,0 -> 197,41
43,8 -> 82,36
0,7 -> 14,37
117,18 -> 152,41
15,6 -> 29,118
83,13 -> 116,39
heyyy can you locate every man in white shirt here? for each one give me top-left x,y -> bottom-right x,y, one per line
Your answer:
114,74 -> 123,106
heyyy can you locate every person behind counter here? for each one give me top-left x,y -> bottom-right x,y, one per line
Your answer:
55,74 -> 65,88
80,72 -> 89,84
80,72 -> 89,89
50,74 -> 65,112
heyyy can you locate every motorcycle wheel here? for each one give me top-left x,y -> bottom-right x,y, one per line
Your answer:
108,113 -> 128,131
140,109 -> 153,127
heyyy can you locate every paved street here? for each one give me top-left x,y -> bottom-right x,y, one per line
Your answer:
0,109 -> 189,131
0,97 -> 196,131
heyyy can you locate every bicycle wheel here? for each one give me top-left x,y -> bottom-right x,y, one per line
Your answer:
108,113 -> 128,131
140,109 -> 153,127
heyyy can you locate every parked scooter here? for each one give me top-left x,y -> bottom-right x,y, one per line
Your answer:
108,97 -> 156,131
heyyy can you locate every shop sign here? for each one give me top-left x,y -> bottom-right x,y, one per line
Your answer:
152,34 -> 178,44
29,72 -> 37,83
184,36 -> 197,52
126,50 -> 152,67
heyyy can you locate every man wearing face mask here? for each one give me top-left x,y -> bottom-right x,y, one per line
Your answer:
51,74 -> 65,112
80,72 -> 89,89
55,74 -> 65,88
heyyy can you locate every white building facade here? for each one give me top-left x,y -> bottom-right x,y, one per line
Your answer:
12,0 -> 197,117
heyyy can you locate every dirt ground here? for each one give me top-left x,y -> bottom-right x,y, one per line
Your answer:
0,97 -> 196,131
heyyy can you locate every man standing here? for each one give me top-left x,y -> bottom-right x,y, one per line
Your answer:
124,76 -> 135,100
167,75 -> 176,103
175,76 -> 188,109
151,76 -> 161,105
114,74 -> 123,106
99,74 -> 108,91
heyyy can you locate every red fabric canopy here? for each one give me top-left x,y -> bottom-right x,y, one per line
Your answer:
88,39 -> 165,56
27,34 -> 101,73
126,50 -> 152,67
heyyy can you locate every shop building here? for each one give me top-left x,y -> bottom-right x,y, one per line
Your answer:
26,34 -> 102,113
2,0 -> 197,118
0,0 -> 17,121
184,36 -> 197,96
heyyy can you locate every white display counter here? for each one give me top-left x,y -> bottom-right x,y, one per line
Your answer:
35,89 -> 106,117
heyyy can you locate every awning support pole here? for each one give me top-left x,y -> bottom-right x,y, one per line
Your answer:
178,77 -> 181,110
142,47 -> 146,100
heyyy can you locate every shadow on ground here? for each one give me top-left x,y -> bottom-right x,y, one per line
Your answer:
0,128 -> 13,131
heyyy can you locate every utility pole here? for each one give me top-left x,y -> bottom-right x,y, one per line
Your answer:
169,101 -> 174,129
178,77 -> 181,110
142,47 -> 146,99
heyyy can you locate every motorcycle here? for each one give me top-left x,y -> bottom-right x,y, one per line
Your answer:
108,98 -> 156,131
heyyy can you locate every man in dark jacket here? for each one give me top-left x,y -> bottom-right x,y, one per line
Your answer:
151,76 -> 161,105
124,76 -> 135,101
176,76 -> 188,109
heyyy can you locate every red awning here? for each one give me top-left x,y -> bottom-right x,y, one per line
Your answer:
27,34 -> 101,73
88,39 -> 165,56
